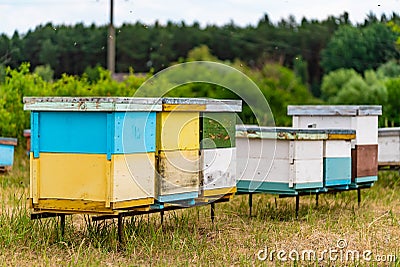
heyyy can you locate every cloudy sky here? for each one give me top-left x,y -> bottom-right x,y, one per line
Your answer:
0,0 -> 399,36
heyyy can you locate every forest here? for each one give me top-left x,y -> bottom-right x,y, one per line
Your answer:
0,12 -> 400,139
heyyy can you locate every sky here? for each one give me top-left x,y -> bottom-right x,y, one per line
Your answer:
0,0 -> 399,36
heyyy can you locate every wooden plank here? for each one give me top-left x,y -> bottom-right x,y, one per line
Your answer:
0,137 -> 18,146
235,126 -> 329,140
324,140 -> 351,158
201,148 -> 236,191
162,104 -> 206,112
288,105 -> 382,116
292,116 -> 353,130
32,199 -> 116,214
161,98 -> 242,112
156,150 -> 200,197
352,145 -> 378,179
378,133 -> 400,164
112,153 -> 155,201
156,112 -> 200,150
288,105 -> 358,116
23,97 -> 162,111
378,127 -> 400,137
38,153 -> 108,202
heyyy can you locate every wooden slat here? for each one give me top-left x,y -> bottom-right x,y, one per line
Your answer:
352,144 -> 378,178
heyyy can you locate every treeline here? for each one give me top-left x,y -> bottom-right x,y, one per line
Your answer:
1,12 -> 399,96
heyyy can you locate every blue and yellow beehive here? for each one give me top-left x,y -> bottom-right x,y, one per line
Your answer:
24,97 -> 162,214
0,137 -> 18,172
155,98 -> 242,205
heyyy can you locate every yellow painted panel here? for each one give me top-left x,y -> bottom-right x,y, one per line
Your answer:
157,112 -> 199,151
112,153 -> 155,202
32,199 -> 115,214
30,152 -> 39,204
111,197 -> 153,209
162,104 -> 206,111
328,133 -> 356,140
203,187 -> 237,197
38,153 -> 108,202
157,150 -> 200,196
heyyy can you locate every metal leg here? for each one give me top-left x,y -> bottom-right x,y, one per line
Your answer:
295,195 -> 300,218
274,197 -> 278,209
211,203 -> 215,223
160,210 -> 164,225
117,214 -> 123,244
60,214 -> 65,238
316,193 -> 319,207
357,188 -> 361,207
249,193 -> 253,217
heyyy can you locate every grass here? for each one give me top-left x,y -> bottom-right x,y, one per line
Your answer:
0,148 -> 399,266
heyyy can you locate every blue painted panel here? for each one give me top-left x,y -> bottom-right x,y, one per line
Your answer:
0,144 -> 14,166
35,111 -> 156,154
324,157 -> 351,187
156,192 -> 198,202
114,112 -> 156,153
38,111 -> 108,154
32,112 -> 39,158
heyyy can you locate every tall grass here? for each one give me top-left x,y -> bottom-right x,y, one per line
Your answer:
0,149 -> 399,266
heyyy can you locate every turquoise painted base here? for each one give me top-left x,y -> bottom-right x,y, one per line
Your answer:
236,180 -> 323,195
324,157 -> 351,187
157,191 -> 198,203
355,176 -> 378,184
151,198 -> 196,210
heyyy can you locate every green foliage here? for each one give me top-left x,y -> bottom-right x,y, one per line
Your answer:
34,64 -> 54,82
321,23 -> 399,74
384,78 -> 400,126
0,63 -> 147,140
321,69 -> 359,101
377,60 -> 400,78
322,69 -> 387,105
321,67 -> 400,126
186,45 -> 219,62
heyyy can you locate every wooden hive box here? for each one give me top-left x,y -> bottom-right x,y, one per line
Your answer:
378,127 -> 400,167
0,137 -> 18,172
155,98 -> 202,205
288,105 -> 382,186
323,129 -> 355,189
236,126 -> 329,195
23,129 -> 31,156
155,98 -> 242,205
200,101 -> 241,199
24,97 -> 162,214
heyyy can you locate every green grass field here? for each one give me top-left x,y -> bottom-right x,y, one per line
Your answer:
0,148 -> 399,266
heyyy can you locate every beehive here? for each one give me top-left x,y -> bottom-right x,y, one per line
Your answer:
236,126 -> 328,195
378,127 -> 400,167
288,105 -> 382,186
0,137 -> 18,172
200,108 -> 240,198
155,98 -> 242,204
24,97 -> 162,214
23,129 -> 31,156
